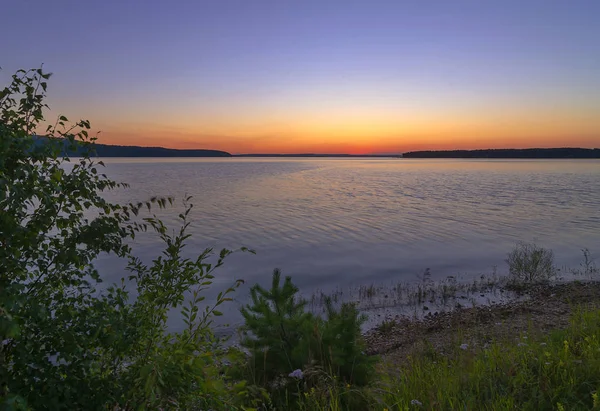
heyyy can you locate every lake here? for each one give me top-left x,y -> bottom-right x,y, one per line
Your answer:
95,158 -> 600,327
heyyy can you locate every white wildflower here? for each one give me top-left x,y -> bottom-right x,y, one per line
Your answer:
460,343 -> 468,350
288,369 -> 304,379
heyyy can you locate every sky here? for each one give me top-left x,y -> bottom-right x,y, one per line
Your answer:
1,0 -> 600,154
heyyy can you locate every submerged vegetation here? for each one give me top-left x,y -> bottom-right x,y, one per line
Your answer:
2,67 -> 600,410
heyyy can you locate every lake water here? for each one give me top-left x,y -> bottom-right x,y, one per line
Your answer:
95,158 -> 600,327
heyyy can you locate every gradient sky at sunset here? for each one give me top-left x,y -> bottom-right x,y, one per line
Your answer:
2,0 -> 600,154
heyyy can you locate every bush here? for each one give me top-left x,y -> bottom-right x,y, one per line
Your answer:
239,269 -> 376,409
506,242 -> 555,284
316,297 -> 376,387
239,269 -> 314,387
0,68 -> 246,410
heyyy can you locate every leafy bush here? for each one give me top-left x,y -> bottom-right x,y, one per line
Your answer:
0,68 -> 246,410
239,269 -> 376,408
506,242 -> 555,284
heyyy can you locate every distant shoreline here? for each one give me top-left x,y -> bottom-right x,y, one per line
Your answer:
233,153 -> 401,158
57,139 -> 600,158
88,143 -> 231,157
402,148 -> 600,159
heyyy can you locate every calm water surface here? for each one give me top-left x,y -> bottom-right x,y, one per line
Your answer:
95,158 -> 600,322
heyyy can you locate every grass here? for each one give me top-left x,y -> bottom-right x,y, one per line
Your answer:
572,248 -> 599,277
378,307 -> 600,410
292,307 -> 600,410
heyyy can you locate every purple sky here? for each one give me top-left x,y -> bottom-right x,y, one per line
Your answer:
2,0 -> 599,153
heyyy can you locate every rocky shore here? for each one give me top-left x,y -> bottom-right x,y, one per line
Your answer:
364,281 -> 600,367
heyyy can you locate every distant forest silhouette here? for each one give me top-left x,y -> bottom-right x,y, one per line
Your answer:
236,153 -> 400,158
57,140 -> 231,157
403,148 -> 600,159
40,137 -> 600,159
89,143 -> 231,157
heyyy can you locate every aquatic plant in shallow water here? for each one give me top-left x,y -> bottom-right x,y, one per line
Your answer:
506,241 -> 555,284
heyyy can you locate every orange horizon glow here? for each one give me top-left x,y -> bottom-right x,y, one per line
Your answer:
84,108 -> 600,154
53,85 -> 600,154
92,130 -> 600,155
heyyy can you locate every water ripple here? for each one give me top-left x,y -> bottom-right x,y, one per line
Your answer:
98,158 -> 600,294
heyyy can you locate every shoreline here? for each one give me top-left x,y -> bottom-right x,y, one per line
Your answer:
364,280 -> 600,365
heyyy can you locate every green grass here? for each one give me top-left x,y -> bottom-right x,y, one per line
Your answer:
292,307 -> 600,410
